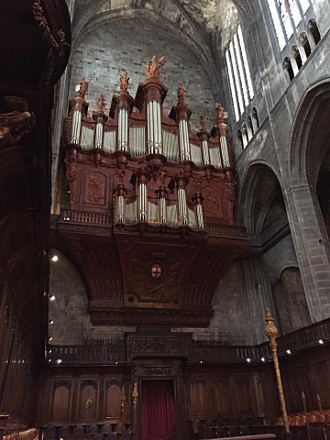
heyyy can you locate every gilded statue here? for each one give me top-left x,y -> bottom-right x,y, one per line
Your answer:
146,56 -> 165,78
120,72 -> 129,91
77,77 -> 89,98
177,83 -> 186,103
96,94 -> 106,111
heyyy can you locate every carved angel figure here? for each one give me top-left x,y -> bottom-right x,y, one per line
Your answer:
120,72 -> 129,91
96,94 -> 106,111
177,83 -> 186,103
215,102 -> 227,123
146,56 -> 165,78
77,77 -> 89,98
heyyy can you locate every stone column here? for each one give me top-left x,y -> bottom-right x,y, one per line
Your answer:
285,184 -> 330,321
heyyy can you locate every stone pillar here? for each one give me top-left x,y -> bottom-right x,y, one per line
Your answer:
285,184 -> 330,321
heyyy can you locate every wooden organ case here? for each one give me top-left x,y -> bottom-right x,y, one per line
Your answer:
58,56 -> 248,327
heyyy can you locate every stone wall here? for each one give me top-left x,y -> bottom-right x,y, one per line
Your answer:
49,250 -> 135,345
69,16 -> 216,126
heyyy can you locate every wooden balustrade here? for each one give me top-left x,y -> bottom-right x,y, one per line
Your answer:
60,209 -> 112,226
48,319 -> 330,366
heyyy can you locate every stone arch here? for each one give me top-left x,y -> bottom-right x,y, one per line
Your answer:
289,79 -> 330,188
70,7 -> 219,101
237,160 -> 284,233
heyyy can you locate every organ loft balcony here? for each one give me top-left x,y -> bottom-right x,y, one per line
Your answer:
54,56 -> 248,327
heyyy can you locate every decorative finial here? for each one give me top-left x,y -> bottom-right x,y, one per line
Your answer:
200,114 -> 207,132
177,83 -> 186,104
264,308 -> 278,343
120,72 -> 129,92
146,56 -> 165,78
96,94 -> 106,111
76,76 -> 89,98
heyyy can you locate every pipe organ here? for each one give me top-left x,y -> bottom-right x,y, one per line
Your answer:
60,56 -> 248,326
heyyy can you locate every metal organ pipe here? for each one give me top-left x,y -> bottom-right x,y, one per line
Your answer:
138,182 -> 147,222
196,203 -> 204,230
118,109 -> 128,152
179,120 -> 190,161
71,110 -> 82,144
117,195 -> 124,223
177,187 -> 188,225
220,136 -> 230,168
147,101 -> 162,154
159,197 -> 166,223
95,122 -> 103,149
202,140 -> 210,166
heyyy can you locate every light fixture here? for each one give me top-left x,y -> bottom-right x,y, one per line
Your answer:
246,357 -> 252,363
49,320 -> 54,325
199,360 -> 204,364
286,349 -> 292,355
48,359 -> 52,363
48,337 -> 53,342
56,359 -> 62,364
319,339 -> 324,345
48,349 -> 52,354
51,255 -> 59,262
115,361 -> 119,365
49,295 -> 56,301
261,357 -> 266,362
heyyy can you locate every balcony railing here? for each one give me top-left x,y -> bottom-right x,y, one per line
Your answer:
48,319 -> 330,366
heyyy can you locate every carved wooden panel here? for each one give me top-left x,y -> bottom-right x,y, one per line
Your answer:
190,380 -> 208,418
79,382 -> 97,420
212,377 -> 231,417
106,383 -> 121,418
84,171 -> 107,206
52,385 -> 70,422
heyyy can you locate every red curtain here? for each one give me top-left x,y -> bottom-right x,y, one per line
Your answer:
141,380 -> 176,440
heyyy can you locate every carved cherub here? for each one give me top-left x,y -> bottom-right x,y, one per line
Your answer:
177,83 -> 186,103
96,94 -> 106,111
120,72 -> 129,91
77,77 -> 89,98
146,55 -> 165,78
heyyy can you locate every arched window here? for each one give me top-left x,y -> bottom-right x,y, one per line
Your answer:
247,116 -> 254,141
252,107 -> 259,132
225,25 -> 254,122
241,124 -> 248,149
237,130 -> 244,150
298,32 -> 311,60
308,19 -> 321,45
292,45 -> 302,70
283,57 -> 294,81
267,0 -> 311,50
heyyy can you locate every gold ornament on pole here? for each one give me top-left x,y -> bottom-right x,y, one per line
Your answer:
264,308 -> 291,439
